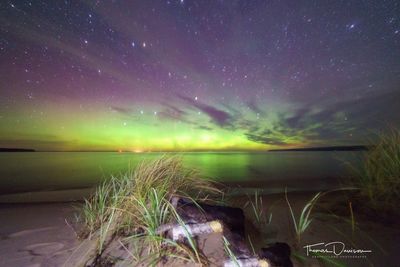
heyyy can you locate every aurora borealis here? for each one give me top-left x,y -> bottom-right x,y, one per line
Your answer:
0,1 -> 399,151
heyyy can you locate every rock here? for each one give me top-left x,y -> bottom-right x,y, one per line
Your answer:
259,242 -> 293,267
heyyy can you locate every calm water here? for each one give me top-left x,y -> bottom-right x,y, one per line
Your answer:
0,152 -> 362,195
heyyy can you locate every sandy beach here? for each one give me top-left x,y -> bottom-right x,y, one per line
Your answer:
0,202 -> 80,267
0,190 -> 399,267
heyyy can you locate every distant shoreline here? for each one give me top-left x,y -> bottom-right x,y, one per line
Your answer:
268,145 -> 368,152
0,145 -> 368,153
0,148 -> 35,152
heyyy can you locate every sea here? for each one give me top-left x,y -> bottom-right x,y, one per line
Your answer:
0,151 -> 363,196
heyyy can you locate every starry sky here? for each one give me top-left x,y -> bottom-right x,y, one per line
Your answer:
0,0 -> 399,151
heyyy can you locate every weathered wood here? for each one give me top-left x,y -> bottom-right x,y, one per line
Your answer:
172,197 -> 252,258
76,197 -> 294,267
171,220 -> 223,241
175,198 -> 246,237
224,258 -> 269,267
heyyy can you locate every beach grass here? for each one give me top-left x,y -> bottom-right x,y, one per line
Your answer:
81,174 -> 128,237
244,189 -> 272,228
285,189 -> 321,244
349,128 -> 400,211
81,156 -> 220,263
222,236 -> 240,266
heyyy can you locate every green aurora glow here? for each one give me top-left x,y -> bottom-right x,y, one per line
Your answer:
1,1 -> 399,151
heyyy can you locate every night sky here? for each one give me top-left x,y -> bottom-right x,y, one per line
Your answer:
0,1 -> 399,151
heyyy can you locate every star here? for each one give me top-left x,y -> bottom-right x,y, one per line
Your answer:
0,0 -> 399,152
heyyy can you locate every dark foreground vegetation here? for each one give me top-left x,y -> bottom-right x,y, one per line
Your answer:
73,129 -> 399,266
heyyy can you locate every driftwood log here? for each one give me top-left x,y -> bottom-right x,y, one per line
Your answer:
173,197 -> 293,267
172,197 -> 252,257
173,197 -> 246,236
72,197 -> 293,266
224,258 -> 269,267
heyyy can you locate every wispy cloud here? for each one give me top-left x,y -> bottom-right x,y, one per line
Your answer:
110,106 -> 132,115
177,94 -> 232,127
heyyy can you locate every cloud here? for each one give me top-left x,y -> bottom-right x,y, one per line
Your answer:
110,106 -> 132,115
246,99 -> 264,115
245,133 -> 287,145
284,107 -> 311,129
157,110 -> 183,121
157,102 -> 216,131
157,103 -> 187,121
242,89 -> 400,146
197,125 -> 213,131
178,95 -> 232,127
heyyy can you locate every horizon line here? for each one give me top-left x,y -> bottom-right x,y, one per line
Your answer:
0,145 -> 369,153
